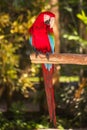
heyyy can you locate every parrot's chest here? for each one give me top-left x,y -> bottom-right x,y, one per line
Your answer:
33,31 -> 51,53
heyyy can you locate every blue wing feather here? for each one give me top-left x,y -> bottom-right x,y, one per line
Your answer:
44,34 -> 55,71
29,36 -> 32,46
48,35 -> 55,53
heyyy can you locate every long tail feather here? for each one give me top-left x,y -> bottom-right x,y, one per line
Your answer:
42,64 -> 56,127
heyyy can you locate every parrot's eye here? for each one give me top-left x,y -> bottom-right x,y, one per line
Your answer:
44,19 -> 50,25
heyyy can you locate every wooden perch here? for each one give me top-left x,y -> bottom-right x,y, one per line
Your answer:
30,53 -> 87,65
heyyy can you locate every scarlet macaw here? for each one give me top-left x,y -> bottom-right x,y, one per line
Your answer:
28,11 -> 56,127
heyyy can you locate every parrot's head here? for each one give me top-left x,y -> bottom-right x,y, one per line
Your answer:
33,11 -> 55,28
29,11 -> 55,34
44,12 -> 55,28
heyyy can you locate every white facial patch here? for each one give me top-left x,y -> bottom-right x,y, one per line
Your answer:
50,17 -> 55,28
44,14 -> 50,22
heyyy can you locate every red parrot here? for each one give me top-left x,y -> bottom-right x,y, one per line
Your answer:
28,11 -> 56,127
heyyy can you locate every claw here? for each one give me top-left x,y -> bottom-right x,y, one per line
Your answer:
36,51 -> 39,57
46,52 -> 51,60
34,49 -> 40,57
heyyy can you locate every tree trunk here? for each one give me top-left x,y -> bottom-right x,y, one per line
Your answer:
50,0 -> 60,87
50,0 -> 60,53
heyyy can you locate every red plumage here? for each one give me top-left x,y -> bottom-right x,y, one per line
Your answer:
28,11 -> 55,53
42,64 -> 56,127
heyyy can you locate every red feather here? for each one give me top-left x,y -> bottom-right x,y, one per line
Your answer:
42,64 -> 56,127
28,12 -> 55,53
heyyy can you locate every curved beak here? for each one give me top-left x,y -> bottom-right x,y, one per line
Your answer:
50,17 -> 55,28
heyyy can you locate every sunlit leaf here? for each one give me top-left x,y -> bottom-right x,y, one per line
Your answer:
64,7 -> 72,12
0,35 -> 5,40
77,10 -> 87,25
0,13 -> 10,27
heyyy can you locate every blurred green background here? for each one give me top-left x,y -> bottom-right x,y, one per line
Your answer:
0,0 -> 87,129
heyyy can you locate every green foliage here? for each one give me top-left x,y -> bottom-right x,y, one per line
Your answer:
9,101 -> 26,120
55,76 -> 87,128
63,30 -> 87,46
0,42 -> 19,82
0,113 -> 65,130
77,10 -> 87,25
59,0 -> 87,53
0,112 -> 7,126
0,0 -> 48,104
62,9 -> 87,52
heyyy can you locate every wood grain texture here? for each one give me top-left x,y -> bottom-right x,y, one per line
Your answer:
30,53 -> 87,65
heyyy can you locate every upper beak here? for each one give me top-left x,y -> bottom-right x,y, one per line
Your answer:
50,18 -> 54,28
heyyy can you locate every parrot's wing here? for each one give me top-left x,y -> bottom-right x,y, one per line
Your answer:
48,34 -> 55,53
44,34 -> 55,71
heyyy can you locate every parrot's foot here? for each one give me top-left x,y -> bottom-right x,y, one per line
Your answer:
46,52 -> 51,60
35,49 -> 40,57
